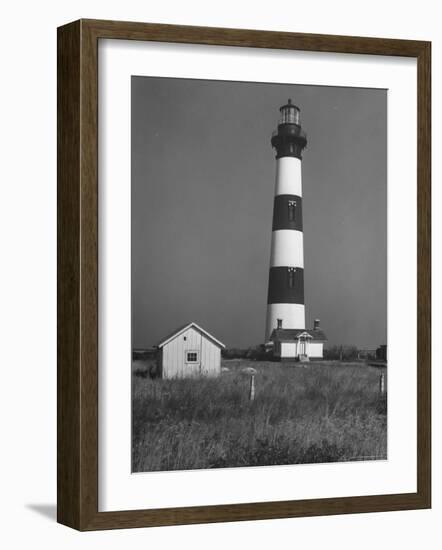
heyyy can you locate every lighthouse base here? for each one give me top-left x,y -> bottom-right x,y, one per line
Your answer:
268,328 -> 327,361
265,303 -> 305,341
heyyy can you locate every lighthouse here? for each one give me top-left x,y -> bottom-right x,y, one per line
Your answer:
265,100 -> 308,342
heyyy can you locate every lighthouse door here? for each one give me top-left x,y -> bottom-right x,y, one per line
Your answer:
298,336 -> 309,358
299,337 -> 305,356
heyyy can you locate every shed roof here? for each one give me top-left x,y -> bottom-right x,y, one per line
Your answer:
270,328 -> 328,342
157,322 -> 226,349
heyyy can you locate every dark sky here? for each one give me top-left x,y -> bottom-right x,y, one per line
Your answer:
131,77 -> 387,349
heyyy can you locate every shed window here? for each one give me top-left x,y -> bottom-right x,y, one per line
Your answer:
186,351 -> 199,363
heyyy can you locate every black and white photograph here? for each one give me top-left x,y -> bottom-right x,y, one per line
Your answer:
131,76 -> 388,473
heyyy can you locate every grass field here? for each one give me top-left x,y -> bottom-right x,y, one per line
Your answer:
132,359 -> 387,472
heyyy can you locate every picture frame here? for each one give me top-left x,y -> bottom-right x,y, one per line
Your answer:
57,18 -> 431,530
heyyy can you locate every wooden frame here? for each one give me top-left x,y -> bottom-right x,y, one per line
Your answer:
57,18 -> 431,531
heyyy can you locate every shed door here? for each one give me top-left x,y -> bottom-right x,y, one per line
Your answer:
184,349 -> 200,377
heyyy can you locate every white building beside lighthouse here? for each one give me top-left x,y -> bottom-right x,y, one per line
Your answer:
157,322 -> 225,379
265,100 -> 327,360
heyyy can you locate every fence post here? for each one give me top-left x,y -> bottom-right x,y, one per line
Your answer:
379,373 -> 385,394
249,374 -> 255,401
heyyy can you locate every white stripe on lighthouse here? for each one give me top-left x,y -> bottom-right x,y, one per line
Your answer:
270,230 -> 304,268
265,304 -> 306,341
274,157 -> 302,197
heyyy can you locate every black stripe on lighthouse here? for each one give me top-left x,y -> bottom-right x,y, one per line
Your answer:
272,194 -> 303,231
267,267 -> 304,304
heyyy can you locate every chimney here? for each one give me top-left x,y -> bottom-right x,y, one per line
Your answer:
277,319 -> 283,329
314,319 -> 320,330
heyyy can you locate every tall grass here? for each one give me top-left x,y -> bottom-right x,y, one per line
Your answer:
132,360 -> 387,472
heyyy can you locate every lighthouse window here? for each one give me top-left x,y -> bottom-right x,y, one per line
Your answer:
288,201 -> 296,221
288,269 -> 296,288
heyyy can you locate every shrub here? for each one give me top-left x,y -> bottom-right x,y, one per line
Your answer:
324,345 -> 359,361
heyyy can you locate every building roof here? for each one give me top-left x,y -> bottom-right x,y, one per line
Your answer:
157,322 -> 226,349
270,328 -> 328,342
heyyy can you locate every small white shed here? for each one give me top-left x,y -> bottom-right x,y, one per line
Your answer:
157,322 -> 225,379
